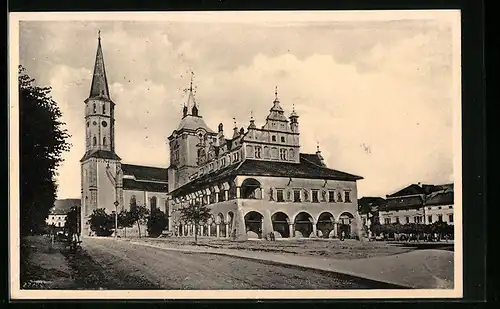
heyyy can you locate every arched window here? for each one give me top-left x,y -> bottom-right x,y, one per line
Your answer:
102,104 -> 106,114
289,148 -> 294,160
271,147 -> 278,159
272,135 -> 277,142
93,103 -> 96,113
263,146 -> 269,158
130,195 -> 137,211
255,146 -> 262,158
93,136 -> 97,146
280,149 -> 287,160
150,196 -> 157,212
103,137 -> 107,146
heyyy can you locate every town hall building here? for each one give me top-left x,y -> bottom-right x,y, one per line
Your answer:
81,34 -> 364,240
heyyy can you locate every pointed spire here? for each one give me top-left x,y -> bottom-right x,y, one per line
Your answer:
290,103 -> 298,119
89,30 -> 110,100
233,117 -> 240,138
248,110 -> 256,129
183,71 -> 200,118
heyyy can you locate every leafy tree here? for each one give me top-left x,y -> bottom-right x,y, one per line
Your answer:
129,205 -> 149,238
19,66 -> 71,236
178,201 -> 212,243
117,209 -> 135,237
88,208 -> 114,236
146,208 -> 169,238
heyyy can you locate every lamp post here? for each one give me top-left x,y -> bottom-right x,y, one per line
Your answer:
114,200 -> 119,238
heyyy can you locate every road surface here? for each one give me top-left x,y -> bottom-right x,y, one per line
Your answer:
66,237 -> 399,290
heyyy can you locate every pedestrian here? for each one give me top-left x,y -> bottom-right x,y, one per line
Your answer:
341,231 -> 345,241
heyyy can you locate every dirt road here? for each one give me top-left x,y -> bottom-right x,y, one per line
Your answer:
69,237 -> 399,290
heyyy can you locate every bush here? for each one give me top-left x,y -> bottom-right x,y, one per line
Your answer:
147,209 -> 169,238
88,208 -> 114,236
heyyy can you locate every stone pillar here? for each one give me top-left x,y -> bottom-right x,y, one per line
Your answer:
225,191 -> 229,201
208,224 -> 212,237
333,223 -> 338,238
289,224 -> 294,238
216,224 -> 220,238
236,187 -> 241,199
200,225 -> 204,237
311,222 -> 317,238
226,224 -> 230,237
215,193 -> 219,203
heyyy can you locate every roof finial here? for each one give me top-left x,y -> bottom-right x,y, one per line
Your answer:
233,117 -> 237,129
189,71 -> 194,92
292,103 -> 295,112
275,85 -> 278,99
98,30 -> 101,40
250,110 -> 254,121
317,140 -> 320,152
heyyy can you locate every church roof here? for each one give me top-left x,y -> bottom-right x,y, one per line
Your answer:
170,153 -> 363,197
123,179 -> 168,192
50,199 -> 81,215
88,33 -> 111,101
121,163 -> 168,193
175,115 -> 215,133
121,164 -> 168,182
80,150 -> 121,162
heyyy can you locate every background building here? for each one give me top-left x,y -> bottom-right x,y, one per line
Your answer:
379,183 -> 454,225
46,198 -> 81,229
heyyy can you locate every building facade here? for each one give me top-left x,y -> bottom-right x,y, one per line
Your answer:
80,35 -> 169,236
378,183 -> 454,226
168,87 -> 364,240
80,34 -> 364,240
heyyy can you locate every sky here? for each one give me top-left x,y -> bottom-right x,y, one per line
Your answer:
17,12 -> 460,199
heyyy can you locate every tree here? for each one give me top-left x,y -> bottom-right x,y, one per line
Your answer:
129,205 -> 149,238
19,66 -> 71,236
147,208 -> 169,238
179,201 -> 212,243
88,208 -> 114,236
117,210 -> 135,237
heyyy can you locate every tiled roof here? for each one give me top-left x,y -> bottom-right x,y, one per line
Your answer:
384,196 -> 425,210
170,153 -> 363,197
80,150 -> 121,162
121,164 -> 168,182
387,184 -> 425,197
175,115 -> 215,134
425,190 -> 454,206
50,199 -> 81,214
299,153 -> 323,166
123,178 -> 168,192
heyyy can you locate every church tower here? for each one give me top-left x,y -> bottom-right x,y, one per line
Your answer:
80,32 -> 123,235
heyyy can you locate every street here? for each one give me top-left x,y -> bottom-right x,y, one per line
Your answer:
64,237 -> 396,290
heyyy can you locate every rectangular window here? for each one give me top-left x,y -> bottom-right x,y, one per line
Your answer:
438,214 -> 443,222
276,189 -> 284,202
344,191 -> 351,203
449,205 -> 453,209
428,215 -> 433,223
328,191 -> 335,203
406,216 -> 410,224
312,190 -> 319,203
448,214 -> 454,223
384,218 -> 391,224
281,136 -> 286,143
293,190 -> 301,202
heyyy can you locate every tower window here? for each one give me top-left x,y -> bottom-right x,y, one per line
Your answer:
272,135 -> 276,142
86,122 -> 89,127
102,104 -> 106,114
93,103 -> 96,113
103,137 -> 107,146
93,136 -> 97,146
101,121 -> 108,127
281,136 -> 285,143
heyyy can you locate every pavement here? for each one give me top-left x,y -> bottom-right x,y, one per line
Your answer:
112,238 -> 454,289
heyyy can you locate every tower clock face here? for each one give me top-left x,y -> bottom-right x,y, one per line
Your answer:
102,121 -> 108,127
